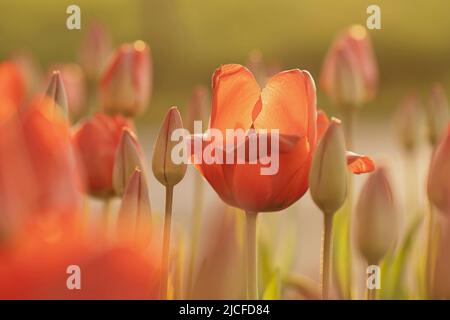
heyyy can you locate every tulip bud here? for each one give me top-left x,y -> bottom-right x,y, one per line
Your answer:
99,40 -> 152,117
428,124 -> 450,215
427,84 -> 449,146
186,85 -> 209,133
117,168 -> 152,246
79,22 -> 112,79
152,106 -> 187,187
355,167 -> 398,264
48,64 -> 86,121
72,113 -> 134,198
45,71 -> 68,119
113,128 -> 146,196
396,91 -> 421,153
320,25 -> 378,107
309,118 -> 348,215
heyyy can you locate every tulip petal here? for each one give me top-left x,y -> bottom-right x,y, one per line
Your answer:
316,110 -> 330,141
346,151 -> 375,174
255,69 -> 316,138
210,64 -> 260,133
188,134 -> 238,208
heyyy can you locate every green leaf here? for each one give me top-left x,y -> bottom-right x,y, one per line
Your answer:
263,270 -> 281,300
332,199 -> 352,299
283,275 -> 321,300
380,214 -> 423,299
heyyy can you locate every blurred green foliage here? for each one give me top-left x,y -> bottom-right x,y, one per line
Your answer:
1,0 -> 450,122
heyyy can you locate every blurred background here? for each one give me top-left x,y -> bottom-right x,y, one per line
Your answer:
1,0 -> 449,298
2,0 -> 450,120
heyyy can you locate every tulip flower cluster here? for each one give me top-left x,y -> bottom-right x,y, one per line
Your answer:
0,21 -> 450,302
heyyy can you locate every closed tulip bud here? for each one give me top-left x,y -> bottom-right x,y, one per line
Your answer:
113,128 -> 146,196
79,22 -> 112,79
117,168 -> 152,246
72,113 -> 134,198
355,167 -> 398,264
320,25 -> 378,108
186,85 -> 209,133
427,84 -> 449,146
428,124 -> 450,215
48,64 -> 86,121
45,71 -> 68,119
309,118 -> 348,215
152,106 -> 187,187
396,91 -> 421,153
100,41 -> 152,117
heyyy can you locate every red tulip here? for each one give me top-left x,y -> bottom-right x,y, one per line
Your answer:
193,64 -> 373,213
79,22 -> 112,79
0,61 -> 25,108
428,123 -> 450,215
320,25 -> 378,107
99,41 -> 152,117
72,113 -> 134,197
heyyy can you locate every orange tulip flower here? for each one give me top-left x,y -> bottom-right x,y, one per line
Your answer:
0,220 -> 160,299
0,100 -> 37,234
72,113 -> 134,198
320,25 -> 378,107
193,64 -> 373,214
21,96 -> 83,218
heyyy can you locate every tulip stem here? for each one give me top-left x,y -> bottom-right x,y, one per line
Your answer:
160,185 -> 174,300
245,212 -> 258,300
425,201 -> 438,297
187,173 -> 203,297
337,105 -> 355,299
342,106 -> 355,149
321,213 -> 334,299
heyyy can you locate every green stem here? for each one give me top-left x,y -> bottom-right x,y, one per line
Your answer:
342,105 -> 355,150
333,105 -> 355,299
245,212 -> 258,300
406,152 -> 418,215
187,173 -> 203,297
321,214 -> 334,299
425,201 -> 434,297
160,186 -> 174,299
